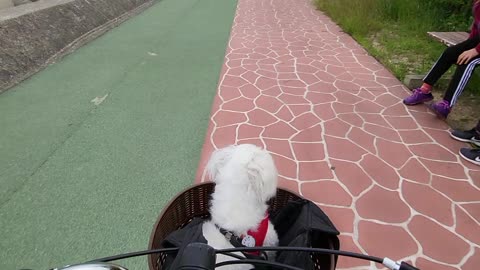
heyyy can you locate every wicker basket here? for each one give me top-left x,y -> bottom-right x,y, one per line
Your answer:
148,182 -> 335,270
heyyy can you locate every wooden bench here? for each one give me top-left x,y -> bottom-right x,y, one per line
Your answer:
427,31 -> 469,47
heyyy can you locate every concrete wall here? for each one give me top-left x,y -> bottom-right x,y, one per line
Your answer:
0,0 -> 13,9
0,0 -> 154,93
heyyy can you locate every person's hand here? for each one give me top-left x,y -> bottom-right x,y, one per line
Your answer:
457,48 -> 479,65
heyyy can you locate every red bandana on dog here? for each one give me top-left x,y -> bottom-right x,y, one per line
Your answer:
244,214 -> 269,247
216,213 -> 270,256
239,214 -> 269,255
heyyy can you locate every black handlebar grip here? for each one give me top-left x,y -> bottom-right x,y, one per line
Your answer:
176,243 -> 216,270
399,262 -> 420,270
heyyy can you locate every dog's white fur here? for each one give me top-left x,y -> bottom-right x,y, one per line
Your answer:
202,144 -> 279,270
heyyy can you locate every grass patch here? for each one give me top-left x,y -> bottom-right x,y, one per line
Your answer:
363,27 -> 446,79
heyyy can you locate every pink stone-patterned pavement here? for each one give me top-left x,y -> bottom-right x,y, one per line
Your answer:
194,0 -> 480,269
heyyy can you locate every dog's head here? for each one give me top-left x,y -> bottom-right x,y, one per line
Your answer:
206,144 -> 278,203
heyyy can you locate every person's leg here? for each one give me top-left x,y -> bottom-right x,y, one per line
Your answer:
423,38 -> 479,86
444,57 -> 480,105
403,39 -> 478,106
431,57 -> 480,118
403,39 -> 478,105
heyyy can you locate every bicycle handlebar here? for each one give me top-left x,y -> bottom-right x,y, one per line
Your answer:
50,243 -> 419,270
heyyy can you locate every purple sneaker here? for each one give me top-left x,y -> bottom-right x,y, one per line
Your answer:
431,100 -> 451,119
403,88 -> 434,105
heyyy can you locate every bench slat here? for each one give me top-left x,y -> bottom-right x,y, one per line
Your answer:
427,31 -> 469,47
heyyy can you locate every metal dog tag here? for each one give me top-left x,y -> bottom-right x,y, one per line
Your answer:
241,235 -> 256,247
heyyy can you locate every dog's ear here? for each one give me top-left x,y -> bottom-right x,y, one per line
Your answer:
205,145 -> 235,182
246,153 -> 278,203
247,166 -> 267,203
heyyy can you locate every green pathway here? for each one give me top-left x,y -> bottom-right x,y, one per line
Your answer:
0,0 -> 237,269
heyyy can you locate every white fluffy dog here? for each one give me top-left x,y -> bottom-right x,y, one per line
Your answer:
202,144 -> 279,270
